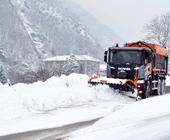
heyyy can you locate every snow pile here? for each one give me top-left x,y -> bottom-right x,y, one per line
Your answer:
0,74 -> 131,122
69,94 -> 170,140
0,73 -> 135,136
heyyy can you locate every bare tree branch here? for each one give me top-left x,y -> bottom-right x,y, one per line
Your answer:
143,12 -> 170,48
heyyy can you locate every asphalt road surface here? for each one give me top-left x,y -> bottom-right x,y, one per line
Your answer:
0,118 -> 102,140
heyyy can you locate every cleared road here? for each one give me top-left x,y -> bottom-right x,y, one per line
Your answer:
0,118 -> 102,140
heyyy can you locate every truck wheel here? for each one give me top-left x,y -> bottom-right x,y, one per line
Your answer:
143,80 -> 151,99
161,79 -> 166,95
157,79 -> 162,95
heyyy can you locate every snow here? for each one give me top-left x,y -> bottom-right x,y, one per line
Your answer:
99,64 -> 107,71
166,75 -> 170,86
1,73 -> 169,138
68,95 -> 170,140
90,76 -> 130,85
0,74 -> 133,136
44,55 -> 100,62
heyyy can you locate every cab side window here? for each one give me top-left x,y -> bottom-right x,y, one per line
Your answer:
155,55 -> 165,69
145,51 -> 152,64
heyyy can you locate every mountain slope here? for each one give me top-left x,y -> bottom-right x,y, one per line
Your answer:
11,0 -> 105,59
67,0 -> 122,48
0,0 -> 120,83
0,0 -> 41,83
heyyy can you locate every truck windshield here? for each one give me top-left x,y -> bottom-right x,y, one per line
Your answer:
109,50 -> 143,65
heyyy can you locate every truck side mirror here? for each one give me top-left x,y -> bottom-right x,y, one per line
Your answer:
104,51 -> 108,62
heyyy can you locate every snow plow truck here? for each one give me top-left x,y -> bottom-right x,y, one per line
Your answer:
89,41 -> 168,100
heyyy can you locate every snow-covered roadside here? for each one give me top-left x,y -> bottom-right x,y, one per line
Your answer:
0,74 -> 133,136
68,94 -> 170,140
166,75 -> 170,86
0,102 -> 125,136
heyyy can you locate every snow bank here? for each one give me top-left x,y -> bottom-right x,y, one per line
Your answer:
69,94 -> 170,140
0,73 -> 131,123
0,73 -> 135,136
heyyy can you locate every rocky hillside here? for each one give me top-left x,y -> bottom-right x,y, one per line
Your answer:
0,0 -> 41,84
11,0 -> 105,58
0,0 -> 119,84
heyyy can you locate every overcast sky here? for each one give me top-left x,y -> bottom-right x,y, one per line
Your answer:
73,0 -> 170,42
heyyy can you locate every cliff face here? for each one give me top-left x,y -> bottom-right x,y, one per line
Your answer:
0,0 -> 41,83
10,0 -> 105,58
0,0 -> 118,83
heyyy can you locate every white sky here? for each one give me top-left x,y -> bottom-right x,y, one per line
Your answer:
73,0 -> 170,42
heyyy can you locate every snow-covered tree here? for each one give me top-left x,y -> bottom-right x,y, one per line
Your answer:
143,12 -> 170,48
0,66 -> 7,84
63,54 -> 79,75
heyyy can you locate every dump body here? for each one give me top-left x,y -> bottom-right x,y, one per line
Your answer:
125,42 -> 168,57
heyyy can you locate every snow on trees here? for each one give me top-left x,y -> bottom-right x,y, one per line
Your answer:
63,54 -> 79,75
0,65 -> 7,84
143,12 -> 170,48
43,54 -> 100,77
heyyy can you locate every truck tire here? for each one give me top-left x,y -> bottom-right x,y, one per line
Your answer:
157,79 -> 162,95
161,79 -> 166,95
157,79 -> 166,95
142,80 -> 151,99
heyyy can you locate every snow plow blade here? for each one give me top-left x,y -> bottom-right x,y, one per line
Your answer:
88,75 -> 141,100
